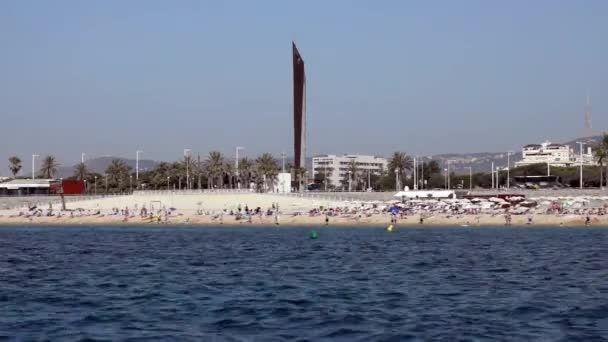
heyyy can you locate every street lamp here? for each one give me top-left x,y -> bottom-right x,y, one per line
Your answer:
235,146 -> 244,189
491,162 -> 495,189
413,157 -> 417,190
130,175 -> 133,192
447,160 -> 456,189
184,149 -> 191,190
464,166 -> 473,190
577,141 -> 586,189
394,168 -> 399,191
81,153 -> 86,164
94,175 -> 97,195
348,170 -> 352,192
167,176 -> 170,190
32,154 -> 39,180
136,150 -> 143,186
506,151 -> 513,189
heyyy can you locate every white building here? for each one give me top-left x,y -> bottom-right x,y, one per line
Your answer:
515,141 -> 595,168
312,154 -> 388,190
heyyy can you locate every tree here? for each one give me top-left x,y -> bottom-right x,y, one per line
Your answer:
73,162 -> 88,180
314,165 -> 333,191
105,159 -> 131,192
595,133 -> 608,188
40,155 -> 59,179
224,161 -> 234,189
341,160 -> 360,191
255,153 -> 279,192
204,151 -> 225,189
238,157 -> 254,189
8,156 -> 22,178
388,152 -> 413,190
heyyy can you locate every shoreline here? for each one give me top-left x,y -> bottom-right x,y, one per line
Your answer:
0,213 -> 605,227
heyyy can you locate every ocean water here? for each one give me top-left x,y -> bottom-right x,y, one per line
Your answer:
1,225 -> 607,341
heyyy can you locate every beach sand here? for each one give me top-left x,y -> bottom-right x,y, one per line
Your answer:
0,193 -> 605,227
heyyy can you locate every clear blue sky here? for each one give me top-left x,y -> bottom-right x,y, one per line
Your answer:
1,0 -> 607,173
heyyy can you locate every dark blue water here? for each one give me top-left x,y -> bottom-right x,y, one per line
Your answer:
1,225 -> 607,341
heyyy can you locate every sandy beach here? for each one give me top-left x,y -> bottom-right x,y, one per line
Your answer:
0,192 -> 606,227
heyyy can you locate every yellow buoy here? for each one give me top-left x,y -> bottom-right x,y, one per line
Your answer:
386,225 -> 394,232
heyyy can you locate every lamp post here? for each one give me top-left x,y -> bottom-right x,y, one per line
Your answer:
447,160 -> 455,189
506,151 -> 513,189
577,141 -> 586,189
413,157 -> 417,190
130,175 -> 133,193
81,153 -> 86,164
32,154 -> 39,180
184,149 -> 191,190
394,168 -> 399,191
104,174 -> 108,193
491,162 -> 494,189
167,176 -> 170,190
94,175 -> 97,195
348,170 -> 352,192
420,158 -> 424,190
465,166 -> 473,190
136,150 -> 143,187
235,146 -> 244,189
444,168 -> 448,189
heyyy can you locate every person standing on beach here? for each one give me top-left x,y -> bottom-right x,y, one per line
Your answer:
325,215 -> 329,226
274,213 -> 280,225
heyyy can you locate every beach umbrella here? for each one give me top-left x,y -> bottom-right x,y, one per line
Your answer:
169,207 -> 177,211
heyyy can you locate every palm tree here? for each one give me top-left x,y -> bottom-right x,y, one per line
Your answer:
255,153 -> 279,192
73,162 -> 88,180
8,156 -> 22,178
105,159 -> 131,192
205,151 -> 225,189
224,161 -> 234,189
388,152 -> 413,190
595,133 -> 608,188
238,157 -> 254,189
341,160 -> 360,191
40,155 -> 59,179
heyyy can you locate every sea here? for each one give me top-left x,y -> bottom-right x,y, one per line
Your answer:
1,225 -> 607,341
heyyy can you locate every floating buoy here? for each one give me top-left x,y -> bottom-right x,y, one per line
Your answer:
386,225 -> 394,232
310,230 -> 318,239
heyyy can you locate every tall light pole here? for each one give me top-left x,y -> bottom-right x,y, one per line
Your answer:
130,175 -> 133,193
465,166 -> 472,190
506,151 -> 513,189
32,154 -> 39,180
491,162 -> 494,189
577,141 -> 586,189
184,149 -> 191,190
413,157 -> 417,190
136,150 -> 143,186
394,168 -> 399,191
447,160 -> 455,189
235,146 -> 244,189
81,153 -> 86,164
420,158 -> 424,190
94,175 -> 97,195
167,176 -> 170,190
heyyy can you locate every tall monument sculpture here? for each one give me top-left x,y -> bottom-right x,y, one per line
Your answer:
292,42 -> 306,190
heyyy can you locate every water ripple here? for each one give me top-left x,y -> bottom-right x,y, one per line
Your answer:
0,225 -> 607,340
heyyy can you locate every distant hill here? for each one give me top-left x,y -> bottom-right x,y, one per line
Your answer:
430,134 -> 605,174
